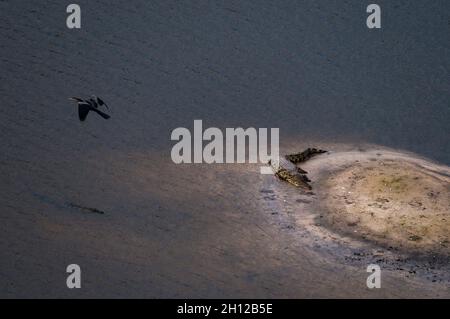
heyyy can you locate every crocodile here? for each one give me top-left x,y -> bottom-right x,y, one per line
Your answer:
269,148 -> 327,189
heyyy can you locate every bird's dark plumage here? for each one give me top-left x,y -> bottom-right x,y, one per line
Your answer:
90,108 -> 110,120
78,103 -> 90,121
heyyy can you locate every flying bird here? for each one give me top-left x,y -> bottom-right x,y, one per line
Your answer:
68,96 -> 110,121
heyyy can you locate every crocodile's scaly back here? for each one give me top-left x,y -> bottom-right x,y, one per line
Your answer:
285,148 -> 327,164
270,148 -> 327,189
275,167 -> 312,189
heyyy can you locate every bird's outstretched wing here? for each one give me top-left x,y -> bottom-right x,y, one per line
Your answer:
96,97 -> 109,109
78,103 -> 90,121
91,108 -> 111,120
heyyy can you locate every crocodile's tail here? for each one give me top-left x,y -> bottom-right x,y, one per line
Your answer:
285,148 -> 327,164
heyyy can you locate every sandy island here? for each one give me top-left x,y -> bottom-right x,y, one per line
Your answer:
301,149 -> 450,257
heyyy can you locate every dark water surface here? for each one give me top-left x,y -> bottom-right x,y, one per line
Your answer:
1,0 -> 449,162
0,0 -> 449,297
